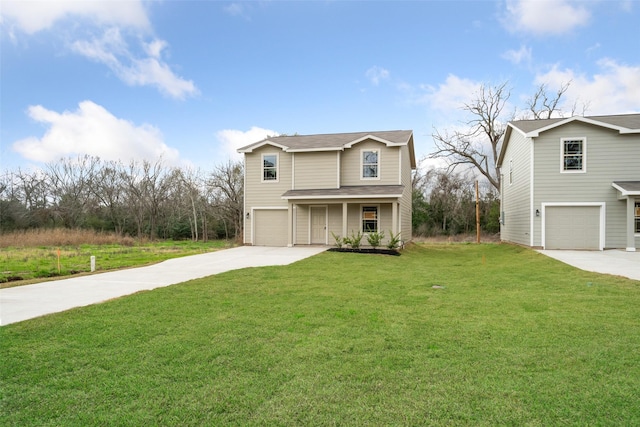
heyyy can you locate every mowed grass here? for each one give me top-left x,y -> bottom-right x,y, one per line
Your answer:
2,243 -> 639,425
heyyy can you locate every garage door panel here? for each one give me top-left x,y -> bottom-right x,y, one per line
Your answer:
545,206 -> 600,250
254,210 -> 287,246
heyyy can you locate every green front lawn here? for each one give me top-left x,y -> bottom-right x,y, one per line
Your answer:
2,243 -> 639,425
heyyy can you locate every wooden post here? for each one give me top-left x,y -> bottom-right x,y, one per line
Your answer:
475,180 -> 480,244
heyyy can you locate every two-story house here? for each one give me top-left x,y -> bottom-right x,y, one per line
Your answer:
237,130 -> 416,247
498,114 -> 640,251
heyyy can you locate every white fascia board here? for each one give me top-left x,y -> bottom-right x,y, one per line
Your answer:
612,183 -> 640,196
286,147 -> 342,153
238,140 -> 289,153
343,135 -> 404,148
525,116 -> 638,137
282,194 -> 402,200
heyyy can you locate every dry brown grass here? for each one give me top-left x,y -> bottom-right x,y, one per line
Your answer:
413,232 -> 501,244
0,228 -> 138,248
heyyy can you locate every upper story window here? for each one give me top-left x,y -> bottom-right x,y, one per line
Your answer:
262,153 -> 278,182
562,138 -> 586,173
635,202 -> 640,234
362,150 -> 379,179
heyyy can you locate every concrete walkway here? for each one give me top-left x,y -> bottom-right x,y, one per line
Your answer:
538,249 -> 640,281
0,246 -> 327,326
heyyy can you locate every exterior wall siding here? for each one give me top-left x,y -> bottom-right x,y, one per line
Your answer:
532,122 -> 640,248
399,144 -> 413,241
243,145 -> 292,244
242,133 -> 415,247
340,140 -> 400,186
500,130 -> 532,246
294,151 -> 338,190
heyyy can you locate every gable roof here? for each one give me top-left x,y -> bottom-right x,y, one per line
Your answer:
498,113 -> 640,167
508,113 -> 640,138
238,130 -> 416,168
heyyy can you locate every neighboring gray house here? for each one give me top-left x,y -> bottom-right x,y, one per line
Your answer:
498,114 -> 640,251
237,130 -> 416,247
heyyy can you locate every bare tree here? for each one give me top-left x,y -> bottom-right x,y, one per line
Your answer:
208,160 -> 244,240
430,81 -> 573,192
430,82 -> 510,191
525,81 -> 572,119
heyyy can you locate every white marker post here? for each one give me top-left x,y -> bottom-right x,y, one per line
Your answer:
90,256 -> 96,272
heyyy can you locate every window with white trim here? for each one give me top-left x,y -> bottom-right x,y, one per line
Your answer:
262,153 -> 278,181
362,206 -> 378,233
635,201 -> 640,234
362,150 -> 379,179
562,138 -> 585,172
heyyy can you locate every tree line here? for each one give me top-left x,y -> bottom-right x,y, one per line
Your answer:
0,153 -> 497,240
0,156 -> 243,241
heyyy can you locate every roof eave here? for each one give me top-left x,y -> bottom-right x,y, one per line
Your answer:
237,140 -> 290,153
282,194 -> 403,200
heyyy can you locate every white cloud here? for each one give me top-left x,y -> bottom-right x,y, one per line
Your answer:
422,74 -> 482,111
72,28 -> 198,99
534,59 -> 640,115
12,101 -> 183,165
502,45 -> 532,65
365,66 -> 390,86
216,127 -> 280,161
0,0 -> 150,34
502,0 -> 590,36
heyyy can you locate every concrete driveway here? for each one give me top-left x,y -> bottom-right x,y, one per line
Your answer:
538,249 -> 640,281
0,246 -> 327,326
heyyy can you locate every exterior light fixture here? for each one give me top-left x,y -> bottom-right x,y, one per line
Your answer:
535,209 -> 540,217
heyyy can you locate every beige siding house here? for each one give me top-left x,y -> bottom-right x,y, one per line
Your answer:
238,130 -> 416,247
498,114 -> 640,251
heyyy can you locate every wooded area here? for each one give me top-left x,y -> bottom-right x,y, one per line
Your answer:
0,154 -> 498,240
0,156 -> 243,241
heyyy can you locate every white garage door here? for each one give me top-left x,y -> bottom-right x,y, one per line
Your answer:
254,209 -> 288,246
545,206 -> 601,250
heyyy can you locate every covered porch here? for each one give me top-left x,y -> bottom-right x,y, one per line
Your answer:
612,181 -> 640,252
282,186 -> 405,247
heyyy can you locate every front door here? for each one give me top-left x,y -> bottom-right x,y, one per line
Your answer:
310,206 -> 327,244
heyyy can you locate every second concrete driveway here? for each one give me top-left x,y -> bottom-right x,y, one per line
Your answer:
0,246 -> 327,326
538,249 -> 640,281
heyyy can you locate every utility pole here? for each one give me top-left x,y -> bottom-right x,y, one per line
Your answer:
475,180 -> 480,244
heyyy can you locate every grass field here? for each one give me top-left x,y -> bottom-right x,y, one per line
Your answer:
0,229 -> 232,286
2,243 -> 639,425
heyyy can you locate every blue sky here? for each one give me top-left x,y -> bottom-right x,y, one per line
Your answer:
1,0 -> 639,171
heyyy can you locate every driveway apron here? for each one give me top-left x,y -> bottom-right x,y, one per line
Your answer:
538,249 -> 640,281
0,246 -> 327,326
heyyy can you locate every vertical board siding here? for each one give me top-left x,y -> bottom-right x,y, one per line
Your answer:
501,130 -> 532,246
533,123 -> 640,248
294,152 -> 338,189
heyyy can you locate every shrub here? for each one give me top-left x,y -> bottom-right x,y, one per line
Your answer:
366,231 -> 384,249
386,231 -> 402,250
331,232 -> 344,248
348,231 -> 363,249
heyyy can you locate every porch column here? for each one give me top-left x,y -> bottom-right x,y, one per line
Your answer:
391,201 -> 398,236
342,202 -> 348,239
288,202 -> 294,247
627,198 -> 636,252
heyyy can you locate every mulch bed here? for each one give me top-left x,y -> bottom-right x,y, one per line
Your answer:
327,248 -> 400,256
